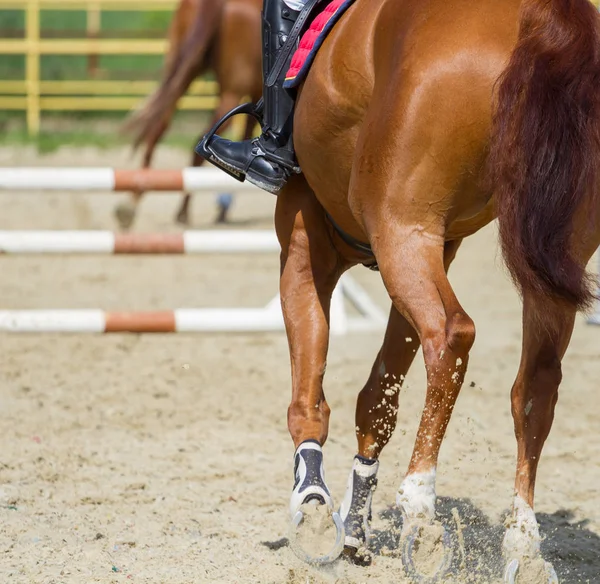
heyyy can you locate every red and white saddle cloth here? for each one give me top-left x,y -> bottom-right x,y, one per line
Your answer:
284,0 -> 356,89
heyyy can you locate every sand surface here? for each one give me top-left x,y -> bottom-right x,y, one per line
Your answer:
1,146 -> 599,583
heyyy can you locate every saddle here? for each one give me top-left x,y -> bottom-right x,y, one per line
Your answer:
284,0 -> 356,89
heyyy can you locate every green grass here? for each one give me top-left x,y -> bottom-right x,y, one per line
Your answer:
0,8 -> 172,80
0,124 -> 201,153
0,109 -> 213,153
0,6 -> 218,150
0,126 -> 121,153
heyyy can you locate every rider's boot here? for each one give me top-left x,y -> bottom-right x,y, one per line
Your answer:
195,0 -> 302,194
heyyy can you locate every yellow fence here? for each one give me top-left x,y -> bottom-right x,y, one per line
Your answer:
0,0 -> 219,134
2,0 -> 600,135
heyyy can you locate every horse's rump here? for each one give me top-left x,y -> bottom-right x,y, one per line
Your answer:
294,0 -> 517,242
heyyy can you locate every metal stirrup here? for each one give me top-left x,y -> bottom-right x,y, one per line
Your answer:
202,101 -> 263,145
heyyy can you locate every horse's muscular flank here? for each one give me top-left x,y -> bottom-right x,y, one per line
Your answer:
490,0 -> 600,311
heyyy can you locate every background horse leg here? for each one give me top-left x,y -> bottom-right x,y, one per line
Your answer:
502,295 -> 576,584
341,241 -> 462,564
114,117 -> 170,230
215,112 -> 259,223
175,146 -> 202,226
275,175 -> 350,564
213,105 -> 259,224
175,91 -> 244,226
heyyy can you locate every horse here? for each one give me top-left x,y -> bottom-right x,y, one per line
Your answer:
276,0 -> 600,581
116,0 -> 263,229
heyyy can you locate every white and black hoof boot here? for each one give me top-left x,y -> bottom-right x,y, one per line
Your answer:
338,455 -> 379,565
288,440 -> 345,565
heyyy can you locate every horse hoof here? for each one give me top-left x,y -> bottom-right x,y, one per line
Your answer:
401,522 -> 453,583
288,502 -> 345,565
504,558 -> 559,584
213,203 -> 230,224
215,194 -> 233,224
214,209 -> 228,224
175,210 -> 189,226
114,203 -> 136,230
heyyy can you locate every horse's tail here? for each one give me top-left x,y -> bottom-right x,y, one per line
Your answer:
122,0 -> 223,151
489,0 -> 600,310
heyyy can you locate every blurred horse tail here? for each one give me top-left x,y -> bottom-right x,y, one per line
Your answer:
117,0 -> 262,228
123,0 -> 222,152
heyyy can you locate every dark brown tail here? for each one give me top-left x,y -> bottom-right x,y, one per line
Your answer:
489,0 -> 600,309
122,0 -> 223,151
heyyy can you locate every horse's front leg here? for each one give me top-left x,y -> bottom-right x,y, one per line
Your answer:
275,177 -> 349,565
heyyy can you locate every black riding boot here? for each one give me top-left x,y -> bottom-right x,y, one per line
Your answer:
195,0 -> 302,194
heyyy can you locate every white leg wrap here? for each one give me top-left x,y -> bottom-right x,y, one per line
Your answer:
396,468 -> 437,521
290,441 -> 334,518
339,456 -> 379,549
503,495 -> 541,559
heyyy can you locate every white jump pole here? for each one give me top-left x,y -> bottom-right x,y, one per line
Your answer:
0,275 -> 387,335
0,167 -> 260,193
0,230 -> 279,254
0,308 -> 285,333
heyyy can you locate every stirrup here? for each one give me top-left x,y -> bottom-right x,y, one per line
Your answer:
196,100 -> 264,182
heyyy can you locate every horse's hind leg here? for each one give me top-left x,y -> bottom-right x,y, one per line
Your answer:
214,110 -> 258,223
502,295 -> 576,584
371,227 -> 473,579
114,118 -> 168,230
175,146 -> 203,226
176,92 -> 243,226
276,175 -> 351,565
214,113 -> 258,223
341,240 -> 462,564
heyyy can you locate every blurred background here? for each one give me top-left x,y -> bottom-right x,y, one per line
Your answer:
0,0 -> 217,152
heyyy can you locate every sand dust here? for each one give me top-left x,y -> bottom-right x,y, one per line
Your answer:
1,145 -> 599,583
401,521 -> 451,580
514,558 -> 553,584
291,502 -> 341,561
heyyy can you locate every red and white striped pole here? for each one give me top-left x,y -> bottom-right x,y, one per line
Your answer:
0,230 -> 279,254
0,167 -> 259,193
0,305 -> 286,333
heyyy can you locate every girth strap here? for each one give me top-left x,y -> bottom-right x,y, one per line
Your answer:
325,212 -> 379,270
266,0 -> 322,88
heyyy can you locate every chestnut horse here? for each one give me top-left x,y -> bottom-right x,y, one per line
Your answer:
277,0 -> 600,581
117,0 -> 262,229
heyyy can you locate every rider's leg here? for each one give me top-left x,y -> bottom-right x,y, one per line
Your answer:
195,0 -> 305,194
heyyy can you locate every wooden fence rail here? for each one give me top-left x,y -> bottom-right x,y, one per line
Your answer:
0,0 -> 219,133
2,0 -> 599,134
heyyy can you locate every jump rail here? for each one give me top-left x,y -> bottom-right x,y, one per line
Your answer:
0,230 -> 279,254
0,167 -> 388,334
0,167 -> 260,193
0,275 -> 388,335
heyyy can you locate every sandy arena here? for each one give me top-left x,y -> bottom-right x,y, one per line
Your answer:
1,146 -> 599,583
